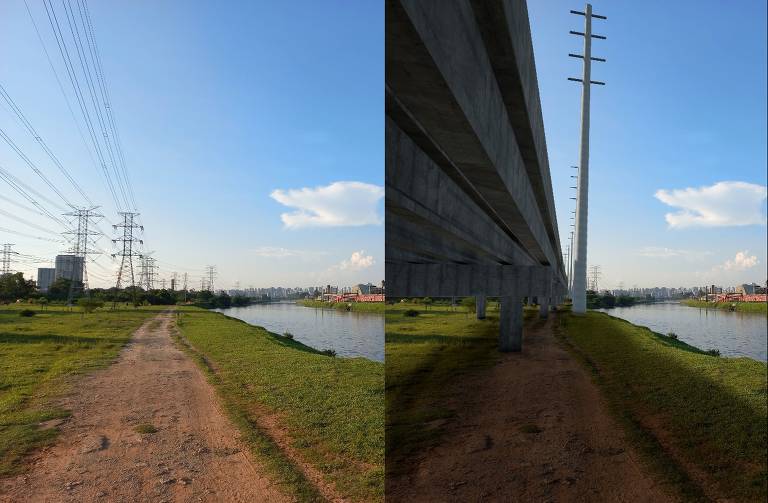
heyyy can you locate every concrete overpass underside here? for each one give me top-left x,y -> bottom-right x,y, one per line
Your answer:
385,0 -> 567,351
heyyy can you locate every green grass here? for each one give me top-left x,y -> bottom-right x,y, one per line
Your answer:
135,423 -> 158,434
558,311 -> 767,502
297,300 -> 386,313
174,307 -> 383,502
681,299 -> 767,314
385,301 -> 538,472
0,304 -> 158,476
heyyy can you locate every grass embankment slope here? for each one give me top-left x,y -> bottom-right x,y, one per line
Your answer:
681,299 -> 768,314
174,307 -> 384,502
385,302 -> 538,471
297,299 -> 385,314
558,311 -> 767,502
0,304 -> 158,476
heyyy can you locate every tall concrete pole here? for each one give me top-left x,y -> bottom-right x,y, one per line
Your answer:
570,3 -> 605,313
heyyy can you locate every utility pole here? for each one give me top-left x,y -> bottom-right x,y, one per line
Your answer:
569,3 -> 606,314
63,207 -> 103,305
1,243 -> 14,276
205,265 -> 217,293
112,211 -> 143,308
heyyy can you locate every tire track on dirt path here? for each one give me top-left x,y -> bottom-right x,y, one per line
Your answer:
386,315 -> 675,502
0,310 -> 292,503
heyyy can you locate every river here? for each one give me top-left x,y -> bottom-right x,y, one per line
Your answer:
598,302 -> 767,361
215,302 -> 384,362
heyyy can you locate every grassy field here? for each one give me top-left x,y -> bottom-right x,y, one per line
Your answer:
0,304 -> 158,476
558,311 -> 767,502
174,307 -> 384,502
297,299 -> 385,313
681,299 -> 767,314
385,301 -> 538,472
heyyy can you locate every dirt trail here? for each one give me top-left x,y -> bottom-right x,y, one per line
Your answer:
0,310 -> 291,503
387,315 -> 676,503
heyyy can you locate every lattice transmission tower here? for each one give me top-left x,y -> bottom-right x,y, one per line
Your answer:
1,244 -> 14,275
112,212 -> 143,306
63,207 -> 103,305
205,265 -> 217,292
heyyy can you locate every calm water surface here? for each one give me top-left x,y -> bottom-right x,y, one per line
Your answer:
599,302 -> 767,361
216,302 -> 384,362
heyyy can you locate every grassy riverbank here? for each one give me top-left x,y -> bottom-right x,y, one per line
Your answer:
174,307 -> 384,502
0,304 -> 158,476
297,299 -> 385,313
385,301 -> 538,471
558,311 -> 767,502
681,299 -> 767,314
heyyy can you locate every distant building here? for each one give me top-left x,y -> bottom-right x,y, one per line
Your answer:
55,255 -> 84,283
37,268 -> 55,292
737,283 -> 763,295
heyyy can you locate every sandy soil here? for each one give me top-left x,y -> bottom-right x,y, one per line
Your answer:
0,310 -> 291,503
386,314 -> 676,503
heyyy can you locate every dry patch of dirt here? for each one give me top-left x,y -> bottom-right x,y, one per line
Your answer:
386,315 -> 676,502
0,311 -> 291,503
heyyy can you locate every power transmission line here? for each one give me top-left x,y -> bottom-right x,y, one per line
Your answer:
205,265 -> 217,292
589,264 -> 602,292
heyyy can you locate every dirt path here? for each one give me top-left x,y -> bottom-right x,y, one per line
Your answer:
0,310 -> 291,503
387,315 -> 676,502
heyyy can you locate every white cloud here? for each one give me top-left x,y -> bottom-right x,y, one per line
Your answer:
338,250 -> 375,271
654,181 -> 767,228
270,181 -> 384,229
638,247 -> 713,259
720,251 -> 759,271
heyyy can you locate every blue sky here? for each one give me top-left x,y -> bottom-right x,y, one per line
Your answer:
0,0 -> 383,289
529,0 -> 767,288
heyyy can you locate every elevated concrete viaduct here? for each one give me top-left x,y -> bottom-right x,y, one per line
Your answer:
385,0 -> 567,351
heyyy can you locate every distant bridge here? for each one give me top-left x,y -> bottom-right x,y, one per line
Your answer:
385,0 -> 567,351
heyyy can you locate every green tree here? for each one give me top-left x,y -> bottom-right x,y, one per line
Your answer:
0,272 -> 36,303
77,297 -> 104,314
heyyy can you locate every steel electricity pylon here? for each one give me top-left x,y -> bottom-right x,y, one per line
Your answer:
568,3 -> 606,313
63,206 -> 103,305
1,243 -> 14,275
112,211 -> 143,307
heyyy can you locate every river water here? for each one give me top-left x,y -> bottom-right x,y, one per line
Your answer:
216,302 -> 384,362
598,302 -> 767,361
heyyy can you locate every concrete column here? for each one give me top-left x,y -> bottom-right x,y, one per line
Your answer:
476,294 -> 487,319
499,295 -> 523,352
539,296 -> 549,319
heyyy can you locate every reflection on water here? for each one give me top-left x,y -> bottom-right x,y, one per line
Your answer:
598,302 -> 767,361
216,302 -> 384,362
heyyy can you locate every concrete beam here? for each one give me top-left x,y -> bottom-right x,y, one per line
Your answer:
385,262 -> 557,298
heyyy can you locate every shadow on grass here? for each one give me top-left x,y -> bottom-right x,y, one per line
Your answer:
559,312 -> 767,502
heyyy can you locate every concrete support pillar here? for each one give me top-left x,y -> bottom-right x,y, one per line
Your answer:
539,296 -> 549,319
499,294 -> 523,352
476,294 -> 486,320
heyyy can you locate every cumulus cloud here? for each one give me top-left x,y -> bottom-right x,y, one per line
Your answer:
270,181 -> 384,229
338,250 -> 375,271
654,181 -> 767,228
719,251 -> 759,271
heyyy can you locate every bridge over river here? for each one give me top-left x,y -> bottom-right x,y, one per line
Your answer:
386,0 -> 567,351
